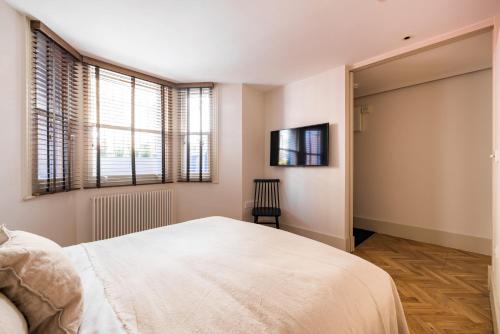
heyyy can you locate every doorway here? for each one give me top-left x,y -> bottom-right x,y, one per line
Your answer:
348,28 -> 493,253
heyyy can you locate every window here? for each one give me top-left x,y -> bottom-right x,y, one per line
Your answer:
31,29 -> 80,195
30,20 -> 217,193
83,64 -> 173,187
304,129 -> 322,165
177,87 -> 216,182
278,129 -> 299,166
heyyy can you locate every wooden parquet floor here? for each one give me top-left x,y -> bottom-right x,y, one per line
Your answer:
353,233 -> 492,334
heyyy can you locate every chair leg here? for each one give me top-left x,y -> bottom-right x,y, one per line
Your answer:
275,216 -> 280,229
253,216 -> 258,224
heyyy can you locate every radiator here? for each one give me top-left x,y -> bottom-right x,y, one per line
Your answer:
91,189 -> 174,241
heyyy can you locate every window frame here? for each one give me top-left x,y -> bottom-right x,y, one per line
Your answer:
29,26 -> 81,197
83,64 -> 174,188
176,86 -> 218,183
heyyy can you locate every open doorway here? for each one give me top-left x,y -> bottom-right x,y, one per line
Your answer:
350,29 -> 493,252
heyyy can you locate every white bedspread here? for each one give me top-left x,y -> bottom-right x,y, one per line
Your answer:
64,245 -> 126,334
70,216 -> 408,334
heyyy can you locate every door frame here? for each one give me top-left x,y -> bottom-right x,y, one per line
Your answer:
345,18 -> 494,253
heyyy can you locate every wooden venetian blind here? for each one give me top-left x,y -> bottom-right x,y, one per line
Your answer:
31,29 -> 80,195
83,64 -> 173,188
177,87 -> 216,182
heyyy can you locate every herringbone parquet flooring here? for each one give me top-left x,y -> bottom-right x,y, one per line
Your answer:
353,234 -> 492,334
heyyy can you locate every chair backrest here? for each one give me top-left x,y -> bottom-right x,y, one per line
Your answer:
253,179 -> 280,209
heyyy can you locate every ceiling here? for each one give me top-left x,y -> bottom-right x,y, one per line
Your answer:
354,30 -> 493,98
7,0 -> 500,85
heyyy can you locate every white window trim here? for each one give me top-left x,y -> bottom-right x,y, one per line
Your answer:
211,85 -> 220,184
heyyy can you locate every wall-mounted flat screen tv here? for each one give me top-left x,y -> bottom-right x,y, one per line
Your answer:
270,123 -> 329,167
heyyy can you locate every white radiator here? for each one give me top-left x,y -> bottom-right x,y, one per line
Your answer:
91,189 -> 174,241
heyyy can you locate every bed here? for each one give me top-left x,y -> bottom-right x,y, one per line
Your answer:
64,216 -> 408,334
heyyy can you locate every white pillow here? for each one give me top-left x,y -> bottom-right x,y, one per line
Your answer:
0,291 -> 28,334
0,225 -> 10,244
0,226 -> 83,333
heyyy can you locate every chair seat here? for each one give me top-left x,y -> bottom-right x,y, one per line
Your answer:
252,207 -> 281,217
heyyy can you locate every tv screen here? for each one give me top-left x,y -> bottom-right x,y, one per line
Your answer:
270,123 -> 329,167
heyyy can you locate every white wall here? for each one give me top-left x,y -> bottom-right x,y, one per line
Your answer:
0,1 -> 78,245
492,14 -> 500,329
354,70 -> 492,242
0,1 -> 244,245
242,85 -> 265,221
263,67 -> 348,248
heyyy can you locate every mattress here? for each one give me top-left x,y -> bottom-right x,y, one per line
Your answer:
66,216 -> 408,333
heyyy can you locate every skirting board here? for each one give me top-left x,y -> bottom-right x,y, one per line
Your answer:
490,266 -> 499,334
281,224 -> 347,251
354,217 -> 491,255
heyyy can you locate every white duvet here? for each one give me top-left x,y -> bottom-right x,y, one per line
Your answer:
67,216 -> 408,334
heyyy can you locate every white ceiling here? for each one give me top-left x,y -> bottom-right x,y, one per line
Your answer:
354,30 -> 493,98
7,0 -> 500,85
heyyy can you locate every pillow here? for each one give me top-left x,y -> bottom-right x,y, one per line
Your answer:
0,227 -> 83,334
0,225 -> 10,244
0,291 -> 28,334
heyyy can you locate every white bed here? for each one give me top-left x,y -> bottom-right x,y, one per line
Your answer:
65,216 -> 408,334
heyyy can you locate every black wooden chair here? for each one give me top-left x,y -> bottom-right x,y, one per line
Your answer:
252,179 -> 281,229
